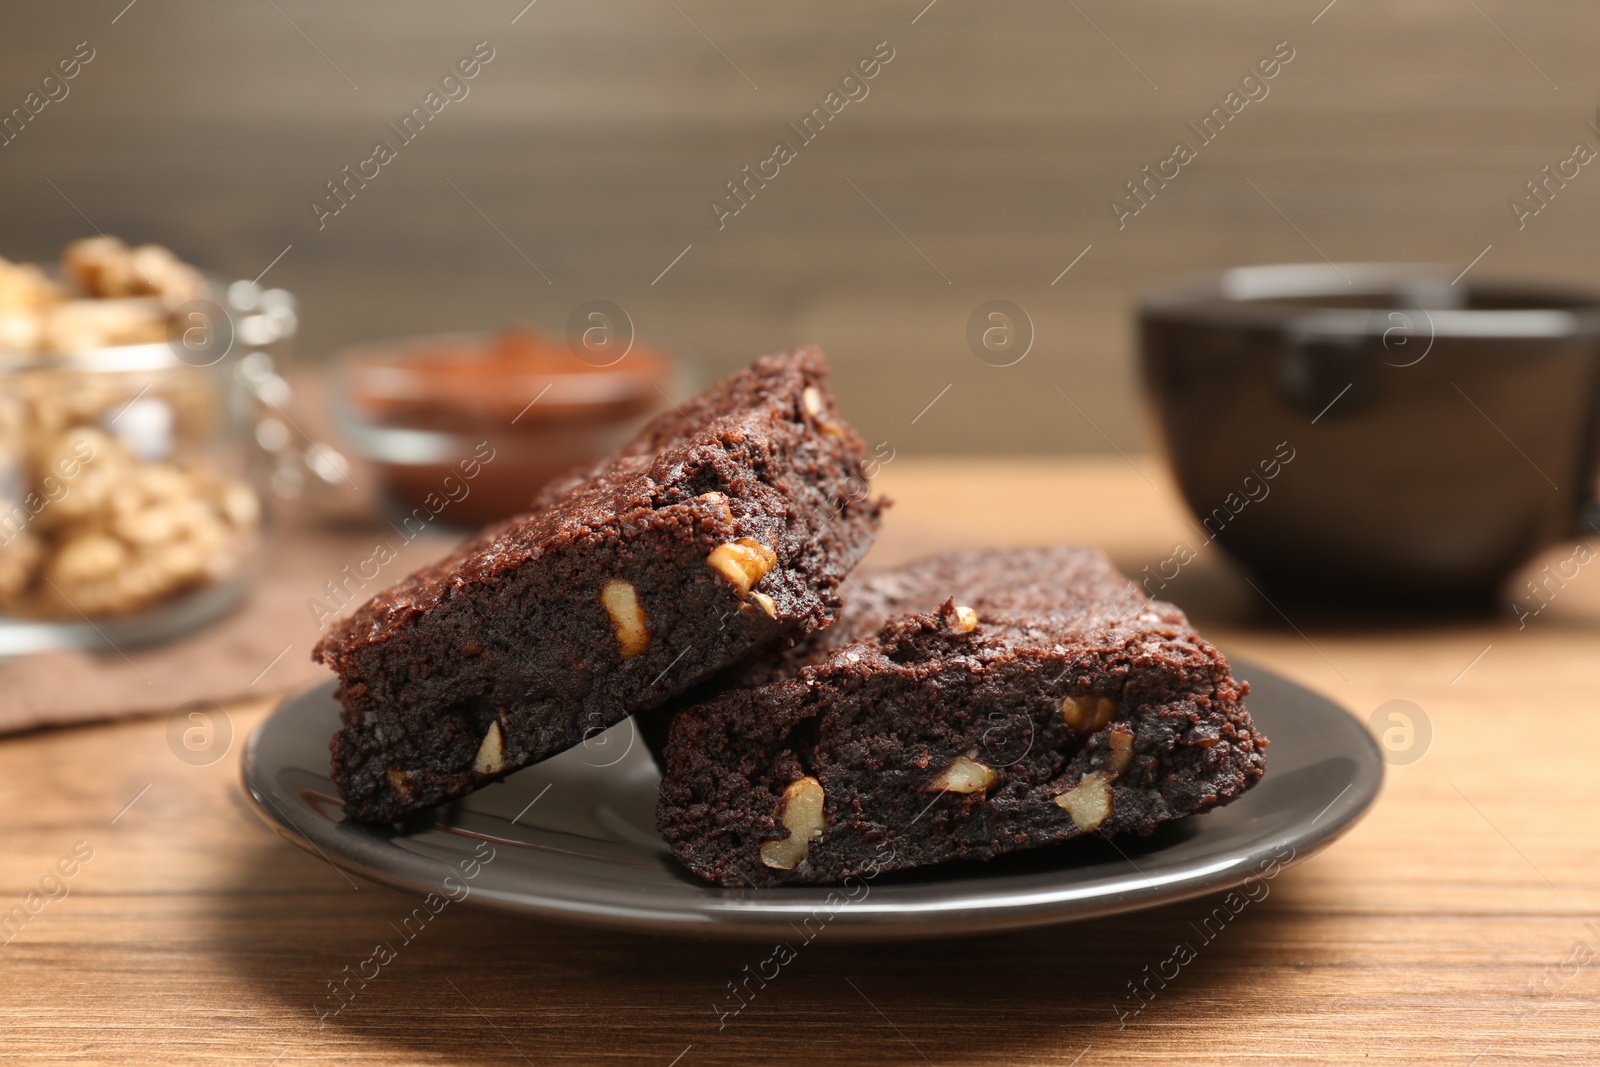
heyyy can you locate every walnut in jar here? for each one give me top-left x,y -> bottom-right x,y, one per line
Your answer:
35,427 -> 130,528
0,531 -> 42,608
38,463 -> 259,617
62,236 -> 203,309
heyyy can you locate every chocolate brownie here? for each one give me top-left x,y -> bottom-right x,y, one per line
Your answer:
655,547 -> 1266,886
315,347 -> 884,822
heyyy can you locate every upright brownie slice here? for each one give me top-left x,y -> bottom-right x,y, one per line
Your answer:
656,547 -> 1266,886
315,347 -> 883,822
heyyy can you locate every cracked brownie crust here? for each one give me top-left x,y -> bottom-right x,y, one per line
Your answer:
656,547 -> 1267,886
315,347 -> 883,822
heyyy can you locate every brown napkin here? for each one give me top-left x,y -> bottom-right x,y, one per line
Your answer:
0,509 -> 459,735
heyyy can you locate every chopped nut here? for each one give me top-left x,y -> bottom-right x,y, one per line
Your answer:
63,236 -> 202,307
1055,772 -> 1113,831
706,538 -> 776,596
387,768 -> 413,801
115,502 -> 190,545
1109,728 -> 1135,776
48,532 -> 126,586
63,236 -> 139,297
600,579 -> 650,659
42,297 -> 167,351
43,426 -> 129,525
129,243 -> 204,307
0,257 -> 60,309
147,540 -> 206,585
801,385 -> 843,435
1061,694 -> 1117,733
750,590 -> 777,618
698,491 -> 733,522
953,605 -> 979,633
929,755 -> 996,794
130,464 -> 191,503
759,776 -> 825,870
0,533 -> 41,605
473,721 -> 505,775
0,308 -> 40,351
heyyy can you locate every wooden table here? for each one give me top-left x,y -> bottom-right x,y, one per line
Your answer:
3,457 -> 1597,1065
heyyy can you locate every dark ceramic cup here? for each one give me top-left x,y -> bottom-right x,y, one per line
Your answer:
1139,263 -> 1600,609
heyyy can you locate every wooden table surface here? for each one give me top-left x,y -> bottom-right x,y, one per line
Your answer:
3,456 -> 1598,1065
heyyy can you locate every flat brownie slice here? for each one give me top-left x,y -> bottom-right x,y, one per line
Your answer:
656,547 -> 1266,886
315,347 -> 883,822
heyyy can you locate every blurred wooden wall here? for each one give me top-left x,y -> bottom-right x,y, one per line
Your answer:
0,0 -> 1596,453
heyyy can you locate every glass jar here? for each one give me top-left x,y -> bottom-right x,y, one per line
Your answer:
0,293 -> 278,654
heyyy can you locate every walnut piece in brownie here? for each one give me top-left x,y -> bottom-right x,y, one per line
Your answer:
315,347 -> 884,822
655,547 -> 1267,886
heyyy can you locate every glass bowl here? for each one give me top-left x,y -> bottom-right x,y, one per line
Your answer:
332,329 -> 675,527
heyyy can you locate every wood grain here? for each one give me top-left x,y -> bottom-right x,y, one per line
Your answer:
2,457 -> 1598,1065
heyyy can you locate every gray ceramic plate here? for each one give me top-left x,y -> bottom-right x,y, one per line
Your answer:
241,657 -> 1381,941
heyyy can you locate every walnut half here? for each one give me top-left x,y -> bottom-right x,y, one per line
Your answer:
759,776 -> 826,870
707,538 -> 776,596
473,720 -> 505,775
1061,694 -> 1117,733
1054,772 -> 1113,831
1108,727 -> 1135,776
801,385 -> 843,436
600,579 -> 650,659
929,754 -> 996,794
